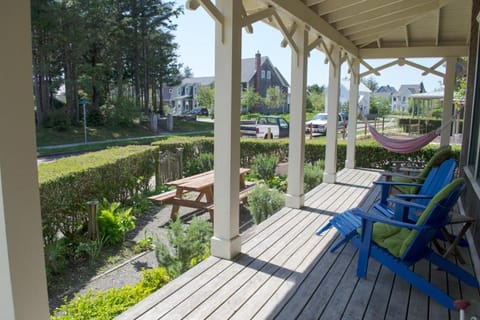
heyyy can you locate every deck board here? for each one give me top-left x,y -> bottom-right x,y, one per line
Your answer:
116,168 -> 480,320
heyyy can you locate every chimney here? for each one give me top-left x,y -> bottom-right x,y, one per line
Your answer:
255,51 -> 261,92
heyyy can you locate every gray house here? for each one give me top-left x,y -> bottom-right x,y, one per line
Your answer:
166,52 -> 289,114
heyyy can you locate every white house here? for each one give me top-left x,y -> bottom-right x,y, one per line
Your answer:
326,80 -> 371,114
391,83 -> 426,113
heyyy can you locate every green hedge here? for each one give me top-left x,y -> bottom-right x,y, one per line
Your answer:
39,146 -> 158,244
152,136 -> 460,172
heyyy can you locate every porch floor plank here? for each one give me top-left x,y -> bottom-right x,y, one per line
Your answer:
116,168 -> 480,320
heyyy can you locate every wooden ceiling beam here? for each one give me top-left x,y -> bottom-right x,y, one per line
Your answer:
302,0 -> 325,7
333,0 -> 436,30
359,46 -> 467,59
325,0 -> 404,23
313,0 -> 367,16
343,0 -> 449,38
267,0 -> 358,56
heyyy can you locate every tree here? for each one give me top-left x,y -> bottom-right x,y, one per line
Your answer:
362,76 -> 379,92
370,96 -> 391,117
241,86 -> 263,113
264,86 -> 286,110
197,85 -> 215,115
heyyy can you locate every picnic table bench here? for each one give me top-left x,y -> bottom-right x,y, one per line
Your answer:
148,168 -> 254,222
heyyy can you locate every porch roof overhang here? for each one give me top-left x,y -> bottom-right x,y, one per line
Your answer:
240,0 -> 471,60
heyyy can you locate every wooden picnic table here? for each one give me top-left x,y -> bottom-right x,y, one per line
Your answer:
148,168 -> 254,222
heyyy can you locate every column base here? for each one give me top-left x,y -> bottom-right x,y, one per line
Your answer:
285,193 -> 305,208
323,172 -> 337,184
211,235 -> 241,260
345,159 -> 355,169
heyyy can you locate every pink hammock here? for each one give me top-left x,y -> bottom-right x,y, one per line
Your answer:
368,125 -> 439,154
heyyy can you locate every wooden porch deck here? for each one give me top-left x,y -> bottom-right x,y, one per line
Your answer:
117,168 -> 480,320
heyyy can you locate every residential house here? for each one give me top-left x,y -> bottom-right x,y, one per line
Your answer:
326,80 -> 371,114
168,76 -> 215,114
374,85 -> 397,110
166,52 -> 289,114
391,83 -> 426,113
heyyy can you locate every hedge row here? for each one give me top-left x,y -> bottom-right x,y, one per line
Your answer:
39,146 -> 158,244
152,136 -> 460,171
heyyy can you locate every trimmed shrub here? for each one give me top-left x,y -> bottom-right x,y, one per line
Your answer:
184,152 -> 214,176
39,146 -> 157,244
50,267 -> 170,320
247,185 -> 285,224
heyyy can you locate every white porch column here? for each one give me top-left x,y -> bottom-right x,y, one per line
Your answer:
323,46 -> 342,184
0,1 -> 50,318
345,61 -> 360,169
211,0 -> 242,259
286,27 -> 308,208
441,57 -> 457,147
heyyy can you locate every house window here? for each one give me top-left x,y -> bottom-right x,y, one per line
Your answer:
185,86 -> 191,95
169,88 -> 173,93
193,86 -> 197,96
177,87 -> 182,95
267,70 -> 271,79
261,70 -> 265,79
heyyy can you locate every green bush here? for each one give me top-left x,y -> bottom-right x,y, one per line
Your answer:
304,160 -> 324,192
184,152 -> 214,176
101,97 -> 140,128
247,185 -> 285,224
50,267 -> 170,320
155,217 -> 212,278
251,154 -> 279,182
43,108 -> 71,131
97,200 -> 135,245
39,146 -> 157,244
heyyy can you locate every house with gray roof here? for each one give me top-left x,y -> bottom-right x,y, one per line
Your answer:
166,52 -> 289,114
391,83 -> 426,113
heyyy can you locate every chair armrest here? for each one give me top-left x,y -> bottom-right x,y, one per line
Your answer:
387,197 -> 427,210
381,171 -> 425,181
373,181 -> 424,205
393,194 -> 434,201
350,208 -> 423,230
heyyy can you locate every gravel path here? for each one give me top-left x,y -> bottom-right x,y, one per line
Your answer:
49,202 -> 254,312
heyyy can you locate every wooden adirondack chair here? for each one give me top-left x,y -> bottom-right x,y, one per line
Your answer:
350,178 -> 479,311
374,157 -> 457,221
316,158 -> 456,252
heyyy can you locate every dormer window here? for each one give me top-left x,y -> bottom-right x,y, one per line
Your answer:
261,70 -> 265,79
177,87 -> 182,95
267,70 -> 271,79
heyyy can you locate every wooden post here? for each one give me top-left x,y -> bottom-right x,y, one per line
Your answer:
309,123 -> 313,140
87,201 -> 99,240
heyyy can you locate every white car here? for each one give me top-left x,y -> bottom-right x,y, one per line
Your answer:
305,113 -> 346,136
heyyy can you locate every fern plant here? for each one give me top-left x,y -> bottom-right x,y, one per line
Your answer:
97,200 -> 135,245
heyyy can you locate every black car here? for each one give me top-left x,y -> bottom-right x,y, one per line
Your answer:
189,107 -> 209,116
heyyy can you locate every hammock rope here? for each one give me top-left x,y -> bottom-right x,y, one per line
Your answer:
363,107 -> 461,154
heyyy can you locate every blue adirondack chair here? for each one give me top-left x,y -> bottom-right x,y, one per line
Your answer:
350,178 -> 479,310
373,158 -> 456,221
317,158 -> 456,252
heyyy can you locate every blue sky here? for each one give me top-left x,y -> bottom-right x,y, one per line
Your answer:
172,1 -> 444,92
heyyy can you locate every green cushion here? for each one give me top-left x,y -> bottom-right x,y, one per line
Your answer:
418,147 -> 452,179
359,178 -> 463,258
398,178 -> 464,257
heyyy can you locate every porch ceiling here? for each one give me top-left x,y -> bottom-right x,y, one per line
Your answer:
242,0 -> 471,59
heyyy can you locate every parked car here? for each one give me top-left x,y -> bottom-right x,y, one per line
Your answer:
240,116 -> 289,138
189,107 -> 209,116
305,112 -> 347,136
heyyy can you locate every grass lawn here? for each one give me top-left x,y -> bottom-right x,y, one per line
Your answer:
36,120 -> 214,156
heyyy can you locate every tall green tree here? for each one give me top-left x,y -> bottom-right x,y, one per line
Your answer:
241,86 -> 263,113
362,76 -> 379,92
197,85 -> 215,115
264,86 -> 286,110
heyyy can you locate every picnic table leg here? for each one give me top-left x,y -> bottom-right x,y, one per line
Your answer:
205,187 -> 214,223
170,188 -> 184,220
